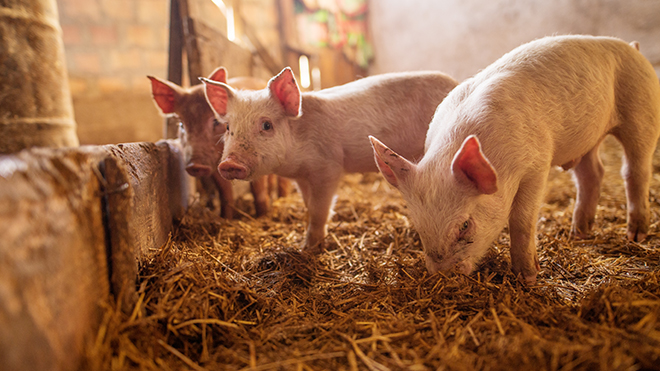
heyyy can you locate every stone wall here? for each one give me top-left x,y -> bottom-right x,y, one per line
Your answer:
369,0 -> 660,81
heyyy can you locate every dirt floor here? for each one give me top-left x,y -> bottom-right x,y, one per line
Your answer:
89,136 -> 660,371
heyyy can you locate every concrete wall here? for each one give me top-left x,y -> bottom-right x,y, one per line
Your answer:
369,0 -> 660,81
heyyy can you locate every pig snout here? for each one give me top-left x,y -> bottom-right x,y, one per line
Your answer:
186,163 -> 212,177
218,157 -> 248,180
425,254 -> 474,276
425,258 -> 442,275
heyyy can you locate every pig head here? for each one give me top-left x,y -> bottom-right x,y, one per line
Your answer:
148,67 -> 229,178
371,135 -> 508,276
201,67 -> 300,182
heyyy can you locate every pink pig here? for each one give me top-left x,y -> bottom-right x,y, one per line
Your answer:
148,67 -> 291,218
202,68 -> 458,249
371,35 -> 660,284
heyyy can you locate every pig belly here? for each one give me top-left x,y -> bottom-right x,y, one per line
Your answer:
550,135 -> 604,169
549,115 -> 614,168
341,143 -> 383,173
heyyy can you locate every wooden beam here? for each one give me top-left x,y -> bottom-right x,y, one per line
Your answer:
240,12 -> 282,75
164,0 -> 185,139
0,140 -> 188,371
167,0 -> 184,86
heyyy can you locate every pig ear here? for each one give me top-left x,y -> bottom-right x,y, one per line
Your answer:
268,67 -> 301,118
200,77 -> 234,116
147,76 -> 180,114
369,136 -> 416,189
451,135 -> 498,194
208,66 -> 228,83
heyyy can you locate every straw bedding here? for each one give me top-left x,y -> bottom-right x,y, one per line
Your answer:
89,136 -> 660,370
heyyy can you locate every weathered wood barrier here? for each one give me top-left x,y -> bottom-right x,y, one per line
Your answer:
0,140 -> 188,371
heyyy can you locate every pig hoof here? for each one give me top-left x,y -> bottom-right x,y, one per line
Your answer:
570,227 -> 591,240
221,205 -> 234,219
303,243 -> 325,255
627,229 -> 647,242
254,198 -> 271,217
517,273 -> 537,285
301,237 -> 326,254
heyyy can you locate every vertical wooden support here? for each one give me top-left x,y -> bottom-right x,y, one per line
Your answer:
275,0 -> 301,74
164,0 -> 185,139
0,0 -> 79,153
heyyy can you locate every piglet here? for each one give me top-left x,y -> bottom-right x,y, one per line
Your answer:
370,35 -> 660,284
202,68 -> 458,249
148,67 -> 291,218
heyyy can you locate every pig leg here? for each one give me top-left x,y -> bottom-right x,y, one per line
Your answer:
297,174 -> 341,251
278,177 -> 293,198
296,179 -> 311,206
508,172 -> 545,284
212,171 -> 234,219
618,141 -> 654,242
570,144 -> 605,239
250,175 -> 271,217
198,176 -> 219,209
267,174 -> 278,200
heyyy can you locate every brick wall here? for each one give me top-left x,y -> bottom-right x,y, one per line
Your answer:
58,0 -> 169,96
56,0 -> 280,145
57,0 -> 170,144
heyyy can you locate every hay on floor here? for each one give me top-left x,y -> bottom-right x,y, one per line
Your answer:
88,136 -> 660,370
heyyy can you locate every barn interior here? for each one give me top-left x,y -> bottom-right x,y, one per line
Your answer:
1,0 -> 660,370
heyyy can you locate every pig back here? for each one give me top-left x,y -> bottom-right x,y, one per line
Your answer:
427,35 -> 660,174
309,71 -> 457,173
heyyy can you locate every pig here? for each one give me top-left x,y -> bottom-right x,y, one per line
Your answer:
370,35 -> 660,284
148,67 -> 292,218
201,68 -> 458,250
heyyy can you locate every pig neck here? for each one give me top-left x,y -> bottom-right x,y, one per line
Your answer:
277,92 -> 354,180
423,119 -> 525,215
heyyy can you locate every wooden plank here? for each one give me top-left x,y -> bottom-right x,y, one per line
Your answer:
0,147 -> 109,371
184,18 -> 254,79
179,0 -> 253,81
0,140 -> 188,370
102,140 -> 188,314
240,12 -> 283,75
103,141 -> 188,262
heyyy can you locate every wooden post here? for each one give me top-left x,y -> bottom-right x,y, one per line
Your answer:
0,0 -> 79,153
164,0 -> 185,139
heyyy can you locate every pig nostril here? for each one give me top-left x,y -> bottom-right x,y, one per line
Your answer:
218,159 -> 247,180
185,164 -> 212,177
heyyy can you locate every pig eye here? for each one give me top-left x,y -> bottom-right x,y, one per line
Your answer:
261,121 -> 273,131
226,124 -> 229,131
459,220 -> 469,232
213,118 -> 220,128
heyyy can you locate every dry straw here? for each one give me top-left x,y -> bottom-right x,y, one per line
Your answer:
88,137 -> 660,370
